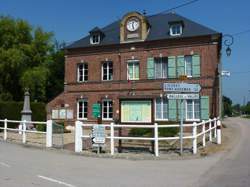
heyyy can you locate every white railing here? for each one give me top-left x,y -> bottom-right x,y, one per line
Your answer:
0,119 -> 53,147
75,117 -> 222,157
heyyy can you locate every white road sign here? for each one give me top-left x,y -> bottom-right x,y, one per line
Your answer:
221,70 -> 230,77
167,93 -> 200,100
92,125 -> 106,144
163,83 -> 201,93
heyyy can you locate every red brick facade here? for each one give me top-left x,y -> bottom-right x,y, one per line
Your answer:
47,35 -> 221,125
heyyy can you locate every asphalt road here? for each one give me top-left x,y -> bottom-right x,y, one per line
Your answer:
0,117 -> 249,187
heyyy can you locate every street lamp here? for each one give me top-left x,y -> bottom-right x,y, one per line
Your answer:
223,34 -> 234,57
219,34 -> 234,119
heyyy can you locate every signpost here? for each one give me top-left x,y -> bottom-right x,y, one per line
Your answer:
167,93 -> 199,100
92,125 -> 106,154
164,82 -> 201,155
163,83 -> 201,93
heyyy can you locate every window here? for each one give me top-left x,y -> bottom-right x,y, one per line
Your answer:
170,24 -> 182,36
154,57 -> 168,79
90,34 -> 100,44
102,61 -> 113,81
155,97 -> 168,120
186,100 -> 200,121
77,63 -> 88,82
185,56 -> 192,77
77,100 -> 88,120
121,100 -> 152,123
127,60 -> 139,80
102,100 -> 113,120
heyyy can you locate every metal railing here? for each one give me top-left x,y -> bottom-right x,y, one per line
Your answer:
0,119 -> 53,147
75,118 -> 221,157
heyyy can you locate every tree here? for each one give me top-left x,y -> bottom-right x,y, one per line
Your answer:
223,96 -> 233,117
0,16 -> 64,102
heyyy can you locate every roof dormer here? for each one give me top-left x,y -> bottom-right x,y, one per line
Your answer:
89,27 -> 104,45
168,21 -> 184,37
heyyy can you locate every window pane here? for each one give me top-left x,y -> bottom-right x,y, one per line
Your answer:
186,100 -> 193,119
128,63 -> 133,79
134,63 -> 139,79
194,100 -> 200,119
185,56 -> 192,76
156,98 -> 162,119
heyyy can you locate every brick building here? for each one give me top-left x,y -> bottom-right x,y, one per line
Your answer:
47,11 -> 222,125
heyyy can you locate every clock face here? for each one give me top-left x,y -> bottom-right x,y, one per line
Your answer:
126,19 -> 139,32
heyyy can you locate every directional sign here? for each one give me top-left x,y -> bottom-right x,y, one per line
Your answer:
167,93 -> 200,100
221,70 -> 230,77
92,125 -> 105,144
163,83 -> 201,93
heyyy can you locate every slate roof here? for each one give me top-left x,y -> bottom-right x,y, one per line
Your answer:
66,12 -> 219,49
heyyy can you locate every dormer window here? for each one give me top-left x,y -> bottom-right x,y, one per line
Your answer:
89,27 -> 103,45
90,34 -> 100,44
170,24 -> 183,36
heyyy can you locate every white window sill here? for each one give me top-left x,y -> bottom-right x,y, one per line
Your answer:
155,119 -> 169,121
77,118 -> 88,121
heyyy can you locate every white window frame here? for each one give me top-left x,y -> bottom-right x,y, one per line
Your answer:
184,55 -> 193,78
102,99 -> 113,120
170,24 -> 183,36
155,97 -> 168,121
77,63 -> 88,82
90,34 -> 100,44
154,57 -> 168,79
127,60 -> 139,80
185,100 -> 200,121
77,99 -> 88,120
102,61 -> 113,81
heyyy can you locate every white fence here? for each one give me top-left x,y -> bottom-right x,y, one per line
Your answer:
75,118 -> 222,157
0,119 -> 52,147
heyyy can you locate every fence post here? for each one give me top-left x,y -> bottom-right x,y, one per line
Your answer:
4,119 -> 7,141
217,120 -> 222,144
18,124 -> 22,135
209,119 -> 212,141
192,122 -> 197,154
75,121 -> 83,152
110,122 -> 114,155
46,120 -> 53,148
22,120 -> 26,144
202,120 -> 206,147
154,123 -> 159,157
214,117 -> 217,138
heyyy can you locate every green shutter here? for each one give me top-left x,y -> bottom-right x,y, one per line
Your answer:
168,99 -> 177,121
177,100 -> 186,121
177,55 -> 185,78
147,57 -> 155,79
201,96 -> 209,120
168,56 -> 176,78
192,54 -> 200,77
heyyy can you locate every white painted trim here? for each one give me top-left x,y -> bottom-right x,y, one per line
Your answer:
102,99 -> 113,120
77,99 -> 88,120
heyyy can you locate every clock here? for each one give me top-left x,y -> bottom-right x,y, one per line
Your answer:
126,19 -> 139,32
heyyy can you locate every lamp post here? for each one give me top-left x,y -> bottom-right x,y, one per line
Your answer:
219,34 -> 234,119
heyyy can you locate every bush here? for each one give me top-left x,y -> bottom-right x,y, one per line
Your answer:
129,123 -> 178,137
0,101 -> 46,128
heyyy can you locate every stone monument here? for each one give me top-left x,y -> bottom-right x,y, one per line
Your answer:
21,88 -> 33,129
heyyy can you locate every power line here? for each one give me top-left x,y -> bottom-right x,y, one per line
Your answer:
160,0 -> 202,14
232,29 -> 250,36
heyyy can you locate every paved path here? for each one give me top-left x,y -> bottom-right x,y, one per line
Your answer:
0,117 -> 249,187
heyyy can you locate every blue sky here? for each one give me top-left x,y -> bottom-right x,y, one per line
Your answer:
1,0 -> 250,104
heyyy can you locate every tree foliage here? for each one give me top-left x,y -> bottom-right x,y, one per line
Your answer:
223,96 -> 233,117
0,15 -> 64,102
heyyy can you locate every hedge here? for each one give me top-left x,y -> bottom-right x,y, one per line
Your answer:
0,101 -> 46,130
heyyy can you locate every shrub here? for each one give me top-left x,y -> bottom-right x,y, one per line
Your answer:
129,123 -> 178,137
0,101 -> 46,129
